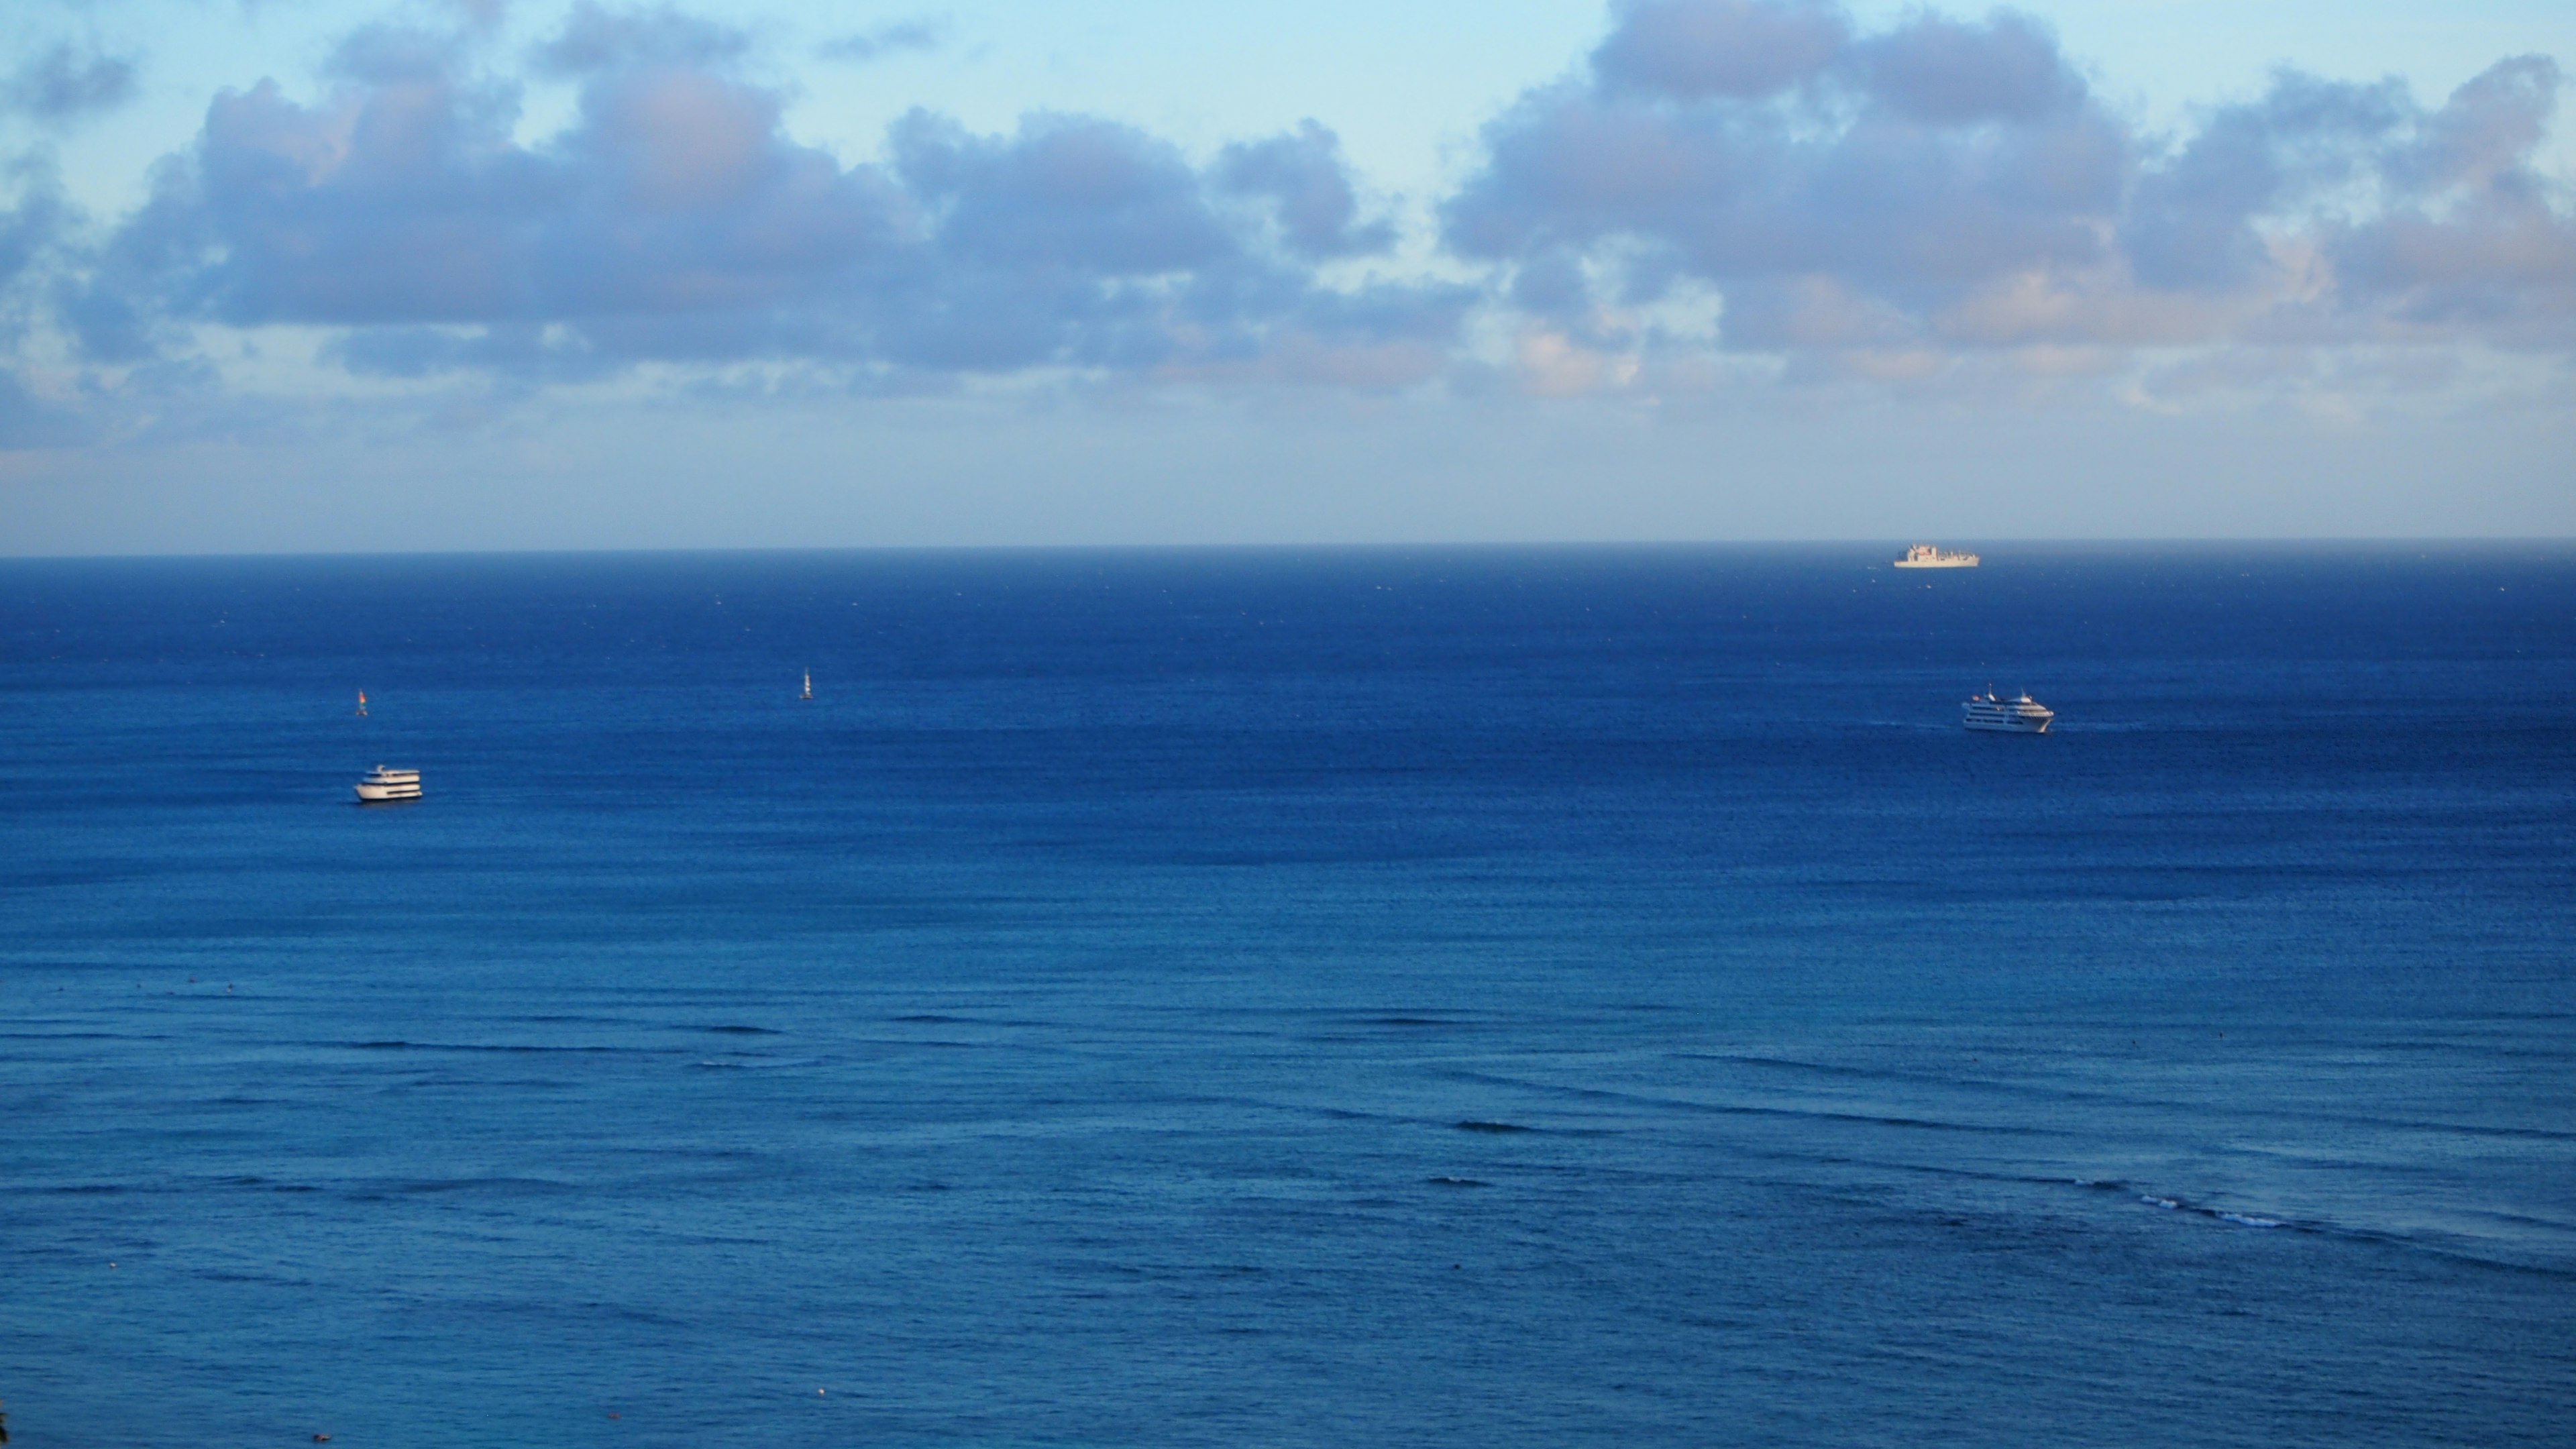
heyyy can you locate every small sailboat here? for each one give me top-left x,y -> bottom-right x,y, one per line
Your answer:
800,670 -> 813,701
355,690 -> 368,717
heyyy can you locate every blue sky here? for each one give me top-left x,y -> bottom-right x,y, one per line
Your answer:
3,0 -> 2572,553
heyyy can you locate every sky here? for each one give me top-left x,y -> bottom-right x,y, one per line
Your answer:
1,0 -> 2571,554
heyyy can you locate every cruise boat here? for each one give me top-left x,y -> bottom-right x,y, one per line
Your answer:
355,765 -> 421,802
1894,544 -> 1979,568
1963,691 -> 2053,733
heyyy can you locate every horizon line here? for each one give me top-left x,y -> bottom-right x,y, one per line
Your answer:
6,537 -> 2575,565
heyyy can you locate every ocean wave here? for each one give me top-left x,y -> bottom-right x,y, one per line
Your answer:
1441,1068 -> 2056,1136
2140,1193 -> 2286,1229
340,1039 -> 645,1055
389,1175 -> 575,1195
217,1175 -> 316,1193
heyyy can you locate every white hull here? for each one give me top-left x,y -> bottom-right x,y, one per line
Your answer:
1892,558 -> 1978,568
356,765 -> 421,802
1963,717 -> 2049,733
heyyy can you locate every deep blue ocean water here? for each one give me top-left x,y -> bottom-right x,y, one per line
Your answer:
3,544 -> 2573,1447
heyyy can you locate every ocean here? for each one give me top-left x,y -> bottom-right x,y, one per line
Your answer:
3,544 -> 2571,1446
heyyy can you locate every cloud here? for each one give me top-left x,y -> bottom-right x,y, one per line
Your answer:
1442,0 -> 2576,387
0,172 -> 70,294
1853,11 -> 2086,125
533,2 -> 751,76
0,174 -> 87,452
0,164 -> 80,360
21,0 -> 2569,419
2400,55 -> 2560,193
325,323 -> 619,384
1447,2 -> 2132,327
1216,120 -> 1396,258
2124,56 -> 2576,343
3,45 -> 140,124
0,370 -> 83,450
2122,70 -> 2412,290
1450,99 -> 2124,323
445,0 -> 513,30
892,109 -> 1232,275
78,35 -> 1454,391
1591,0 -> 1845,101
818,18 -> 947,64
105,56 -> 903,332
2326,58 -> 2576,342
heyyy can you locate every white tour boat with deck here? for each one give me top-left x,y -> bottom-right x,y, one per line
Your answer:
355,765 -> 421,802
1963,691 -> 2053,733
1894,545 -> 1979,568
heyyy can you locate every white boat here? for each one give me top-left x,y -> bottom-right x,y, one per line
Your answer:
355,765 -> 421,802
1894,544 -> 1979,568
1963,691 -> 2053,733
801,670 -> 812,701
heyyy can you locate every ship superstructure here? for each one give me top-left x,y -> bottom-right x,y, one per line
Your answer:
1962,692 -> 2053,733
355,765 -> 422,802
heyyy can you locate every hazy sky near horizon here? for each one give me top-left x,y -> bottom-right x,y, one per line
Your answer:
2,0 -> 2572,554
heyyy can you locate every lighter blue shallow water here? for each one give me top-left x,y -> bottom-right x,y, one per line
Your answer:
3,545 -> 2573,1446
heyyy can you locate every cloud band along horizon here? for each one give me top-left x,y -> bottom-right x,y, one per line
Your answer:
0,0 -> 2569,455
